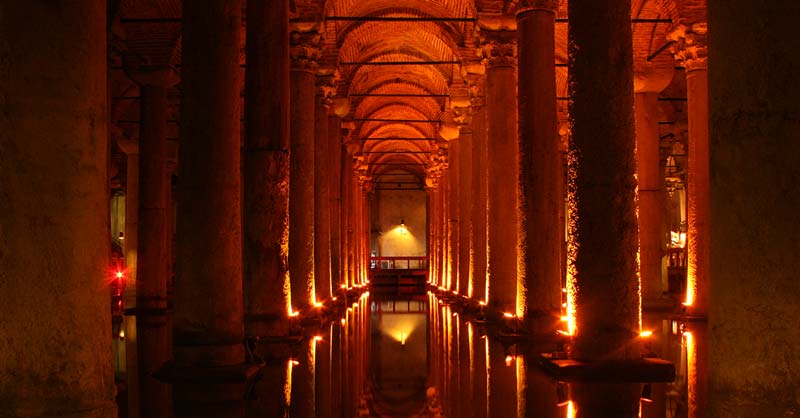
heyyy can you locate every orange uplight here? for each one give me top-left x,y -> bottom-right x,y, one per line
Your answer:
314,335 -> 323,342
478,300 -> 487,306
503,312 -> 515,318
340,284 -> 347,289
118,329 -> 125,339
289,309 -> 300,317
639,330 -> 653,338
505,355 -> 515,367
313,301 -> 323,308
560,316 -> 569,322
684,266 -> 697,307
291,359 -> 299,366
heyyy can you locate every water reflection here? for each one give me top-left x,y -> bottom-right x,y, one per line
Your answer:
242,293 -> 697,418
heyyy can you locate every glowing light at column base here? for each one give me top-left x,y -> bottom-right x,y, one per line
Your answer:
684,267 -> 697,307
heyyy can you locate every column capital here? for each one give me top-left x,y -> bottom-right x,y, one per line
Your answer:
452,105 -> 474,132
316,72 -> 337,108
464,71 -> 485,108
123,63 -> 179,88
668,21 -> 708,71
290,24 -> 322,72
117,138 -> 139,156
513,0 -> 559,15
478,29 -> 517,68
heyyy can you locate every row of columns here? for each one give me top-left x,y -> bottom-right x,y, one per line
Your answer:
0,1 -> 372,416
423,6 -> 709,412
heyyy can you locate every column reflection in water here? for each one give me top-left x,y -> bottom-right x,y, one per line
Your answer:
242,295 -> 698,418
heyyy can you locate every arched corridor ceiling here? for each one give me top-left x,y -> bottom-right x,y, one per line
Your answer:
109,0 -> 686,186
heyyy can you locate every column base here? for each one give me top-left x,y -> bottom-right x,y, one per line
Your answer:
4,400 -> 117,418
539,354 -> 675,383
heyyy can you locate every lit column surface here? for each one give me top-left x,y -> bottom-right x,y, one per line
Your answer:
516,1 -> 562,330
634,92 -> 665,302
669,24 -> 708,315
568,0 -> 640,363
481,27 -> 520,314
449,142 -> 461,293
289,27 -> 319,312
458,122 -> 474,297
470,105 -> 489,304
314,77 -> 334,305
328,113 -> 344,290
0,2 -> 116,416
243,0 -> 292,336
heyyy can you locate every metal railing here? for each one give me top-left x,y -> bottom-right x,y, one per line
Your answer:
370,256 -> 429,270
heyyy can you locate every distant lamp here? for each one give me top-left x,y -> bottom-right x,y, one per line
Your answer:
399,219 -> 408,235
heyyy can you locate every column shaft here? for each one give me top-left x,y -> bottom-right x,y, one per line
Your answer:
172,2 -> 250,415
568,0 -> 640,361
0,2 -> 115,416
289,66 -> 317,312
685,68 -> 709,315
484,33 -> 519,313
243,0 -> 291,336
314,94 -> 332,303
449,142 -> 461,293
471,108 -> 489,303
459,130 -> 473,297
517,5 -> 561,331
328,115 -> 343,290
708,2 -> 800,414
136,82 -> 172,418
635,92 -> 665,302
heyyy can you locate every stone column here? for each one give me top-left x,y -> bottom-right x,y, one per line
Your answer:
131,69 -> 177,418
635,92 -> 666,303
328,105 -> 347,291
314,76 -> 334,304
708,2 -> 800,415
456,115 -> 474,297
669,23 -> 708,316
340,151 -> 351,287
169,1 -> 255,416
568,0 -> 640,363
441,170 -> 452,289
516,1 -> 561,333
0,2 -> 116,416
289,27 -> 321,312
243,0 -> 291,337
471,105 -> 489,303
448,141 -> 461,293
481,26 -> 519,313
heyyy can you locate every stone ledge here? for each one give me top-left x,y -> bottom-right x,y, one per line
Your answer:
539,354 -> 675,383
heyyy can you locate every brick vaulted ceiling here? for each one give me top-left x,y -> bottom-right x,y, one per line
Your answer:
110,0 -> 687,185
